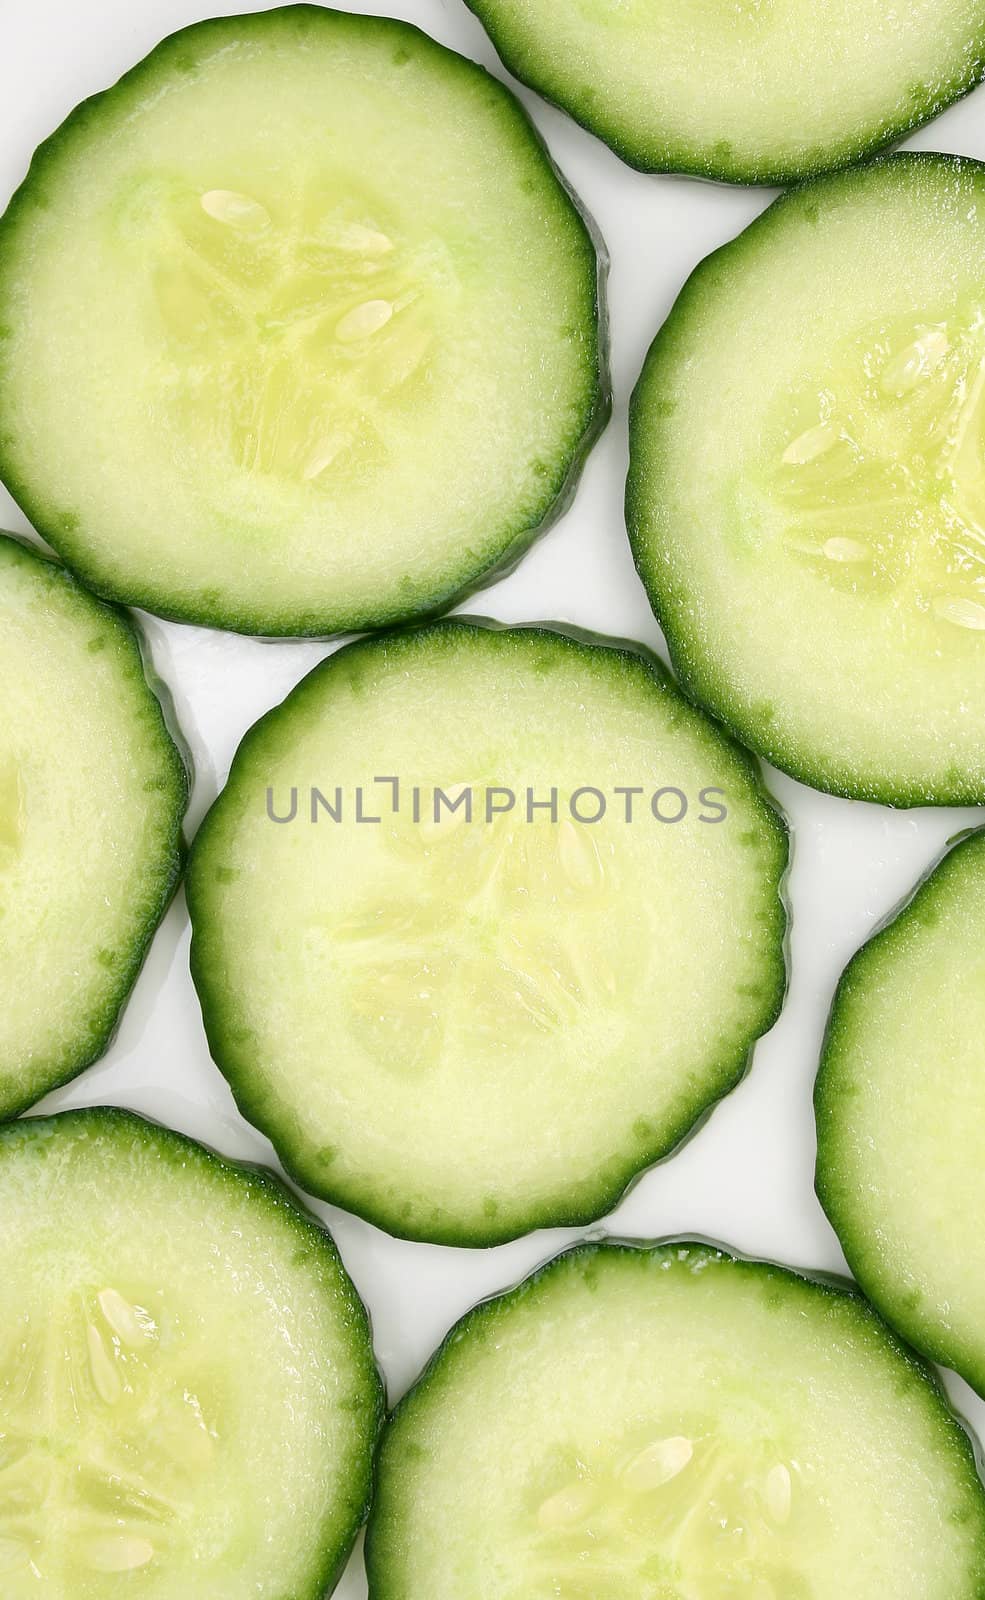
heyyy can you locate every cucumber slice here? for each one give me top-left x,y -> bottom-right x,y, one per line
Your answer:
0,8 -> 604,638
0,1107 -> 382,1599
187,619 -> 787,1246
629,153 -> 985,805
0,533 -> 186,1121
816,826 -> 985,1398
366,1239 -> 985,1599
466,0 -> 985,183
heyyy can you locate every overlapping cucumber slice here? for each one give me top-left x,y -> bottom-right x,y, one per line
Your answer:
367,1240 -> 985,1599
187,619 -> 787,1245
629,154 -> 985,803
0,533 -> 186,1119
817,825 -> 985,1397
0,7 -> 604,636
467,0 -> 985,182
0,1108 -> 382,1599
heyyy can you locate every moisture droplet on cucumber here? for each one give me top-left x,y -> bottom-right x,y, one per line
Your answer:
0,1108 -> 382,1599
186,620 -> 787,1245
0,8 -> 604,637
466,0 -> 985,183
0,533 -> 186,1121
629,153 -> 985,805
366,1240 -> 985,1599
816,826 -> 985,1399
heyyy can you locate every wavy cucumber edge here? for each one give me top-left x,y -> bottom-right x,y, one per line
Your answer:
814,822 -> 985,1397
186,615 -> 789,1248
0,1103 -> 386,1600
464,0 -> 985,185
626,150 -> 985,807
0,5 -> 609,639
0,531 -> 191,1123
365,1232 -> 985,1595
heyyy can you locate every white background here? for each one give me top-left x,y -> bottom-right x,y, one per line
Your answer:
3,3 -> 985,1590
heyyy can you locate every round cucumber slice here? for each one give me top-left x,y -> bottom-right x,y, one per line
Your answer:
366,1239 -> 985,1600
186,619 -> 787,1246
816,826 -> 985,1399
0,533 -> 187,1121
0,8 -> 604,638
629,153 -> 985,805
466,0 -> 985,183
0,1107 -> 382,1599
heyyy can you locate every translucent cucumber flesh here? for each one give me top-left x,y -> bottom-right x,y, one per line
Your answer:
338,808 -> 626,1068
0,535 -> 185,1117
0,1111 -> 380,1600
817,828 -> 985,1395
469,0 -> 985,179
629,155 -> 985,802
188,623 -> 786,1243
0,1285 -> 218,1583
369,1245 -> 985,1599
523,1428 -> 802,1599
144,176 -> 443,488
770,304 -> 985,626
0,761 -> 23,858
0,11 -> 601,633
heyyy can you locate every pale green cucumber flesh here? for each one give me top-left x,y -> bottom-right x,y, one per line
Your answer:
0,6 -> 604,637
816,825 -> 985,1398
187,619 -> 787,1246
629,153 -> 985,805
366,1240 -> 985,1600
0,1108 -> 382,1600
467,0 -> 985,182
0,532 -> 187,1120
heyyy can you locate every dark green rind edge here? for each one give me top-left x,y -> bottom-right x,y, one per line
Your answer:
0,1105 -> 386,1600
0,4 -> 609,640
627,151 -> 985,807
186,616 -> 789,1248
815,823 -> 985,1398
0,532 -> 190,1123
464,0 -> 985,186
365,1235 -> 985,1597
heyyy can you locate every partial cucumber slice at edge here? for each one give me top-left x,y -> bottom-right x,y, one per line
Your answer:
815,823 -> 985,1398
0,1104 -> 384,1600
465,0 -> 985,184
0,531 -> 189,1120
627,152 -> 985,806
366,1234 -> 985,1600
